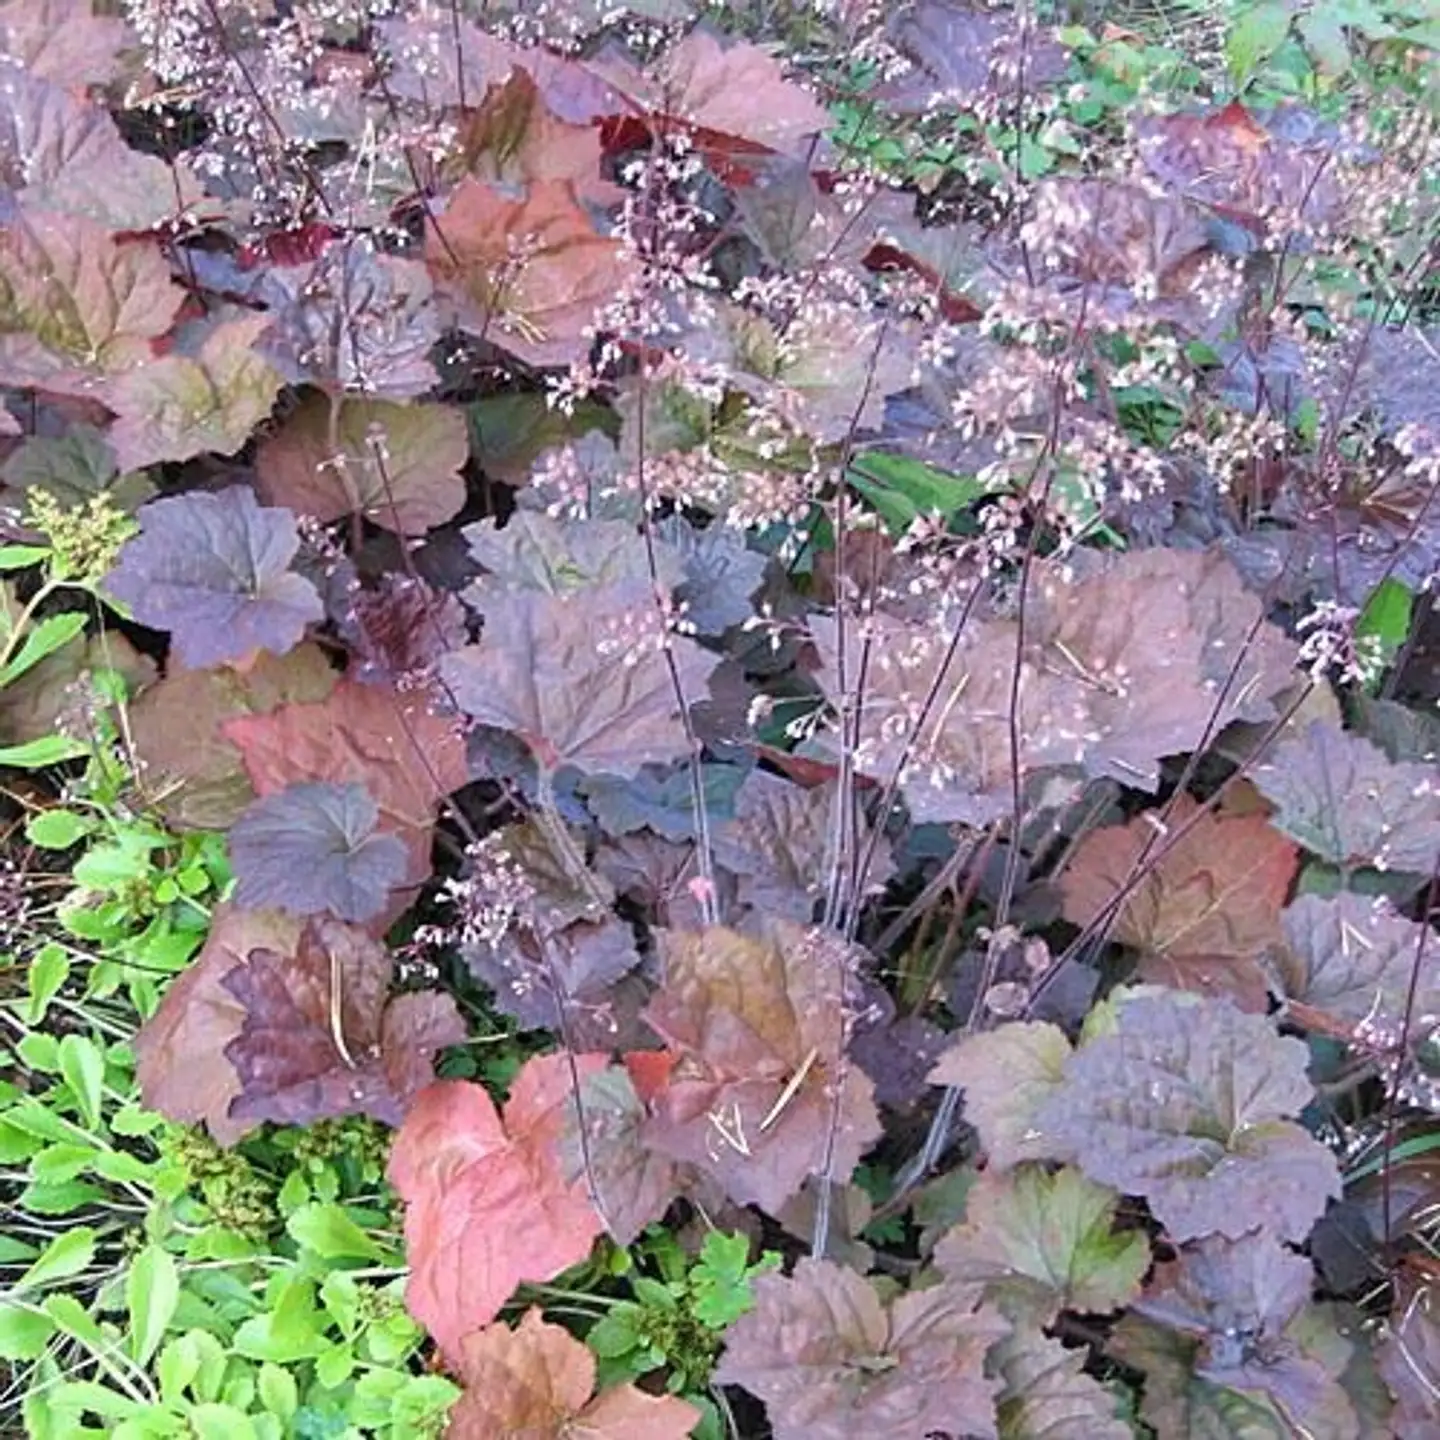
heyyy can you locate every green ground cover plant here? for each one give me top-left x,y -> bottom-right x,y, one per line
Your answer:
2,0 -> 1439,1434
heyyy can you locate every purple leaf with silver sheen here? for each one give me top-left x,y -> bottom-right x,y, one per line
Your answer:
105,486 -> 324,669
229,781 -> 409,923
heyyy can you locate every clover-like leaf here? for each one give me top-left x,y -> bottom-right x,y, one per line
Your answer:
441,579 -> 718,777
255,394 -> 467,536
104,486 -> 324,670
387,1053 -> 608,1362
991,1325 -> 1133,1440
1034,993 -> 1340,1242
221,918 -> 463,1129
0,206 -> 185,393
927,1021 -> 1073,1171
715,1258 -> 1008,1440
1278,892 -> 1440,1036
222,678 -> 467,897
133,905 -> 303,1146
228,781 -> 410,923
427,177 -> 636,368
448,1307 -> 700,1440
639,920 -> 882,1214
104,312 -> 285,471
1253,721 -> 1440,873
935,1165 -> 1150,1324
1059,796 -> 1299,1010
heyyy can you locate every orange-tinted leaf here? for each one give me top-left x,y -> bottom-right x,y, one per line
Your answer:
640,921 -> 882,1213
1059,795 -> 1299,1010
126,643 -> 337,831
388,1053 -> 607,1362
427,178 -> 636,368
133,905 -> 302,1146
449,67 -> 623,207
448,1307 -> 700,1439
592,31 -> 829,161
222,677 -> 466,902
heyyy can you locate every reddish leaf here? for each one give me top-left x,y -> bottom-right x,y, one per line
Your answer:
715,1257 -> 1007,1440
1059,796 -> 1299,1011
222,678 -> 467,900
448,1307 -> 699,1439
447,66 -> 623,207
341,575 -> 467,688
388,1053 -> 607,1362
222,918 -> 464,1128
0,61 -> 202,231
104,486 -> 325,670
590,31 -> 830,161
557,1062 -> 693,1247
0,0 -> 131,86
0,206 -> 184,393
640,921 -> 882,1213
427,178 -> 636,368
254,394 -> 468,536
126,643 -> 337,831
133,905 -> 302,1146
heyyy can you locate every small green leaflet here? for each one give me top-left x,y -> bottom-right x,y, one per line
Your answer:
1355,577 -> 1412,689
1227,0 -> 1294,80
846,452 -> 986,535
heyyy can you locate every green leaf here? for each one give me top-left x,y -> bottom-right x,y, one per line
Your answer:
847,452 -> 986,535
257,1363 -> 298,1420
1228,1 -> 1295,79
0,544 -> 51,571
233,1279 -> 328,1363
26,809 -> 95,849
0,611 -> 88,688
127,1246 -> 180,1366
0,733 -> 89,768
24,942 -> 70,1025
16,1227 -> 97,1292
285,1202 -> 385,1262
934,1165 -> 1150,1323
57,1033 -> 105,1130
0,1303 -> 55,1361
1356,577 -> 1412,685
587,1307 -> 643,1358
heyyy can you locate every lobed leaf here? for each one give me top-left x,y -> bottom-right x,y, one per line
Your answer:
221,918 -> 464,1128
640,920 -> 882,1214
387,1054 -> 608,1362
1034,993 -> 1340,1243
227,781 -> 410,923
104,486 -> 324,670
715,1257 -> 1008,1440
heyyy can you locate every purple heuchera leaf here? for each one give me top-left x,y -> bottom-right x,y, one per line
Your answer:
222,918 -> 465,1127
105,486 -> 324,668
1034,993 -> 1341,1243
229,780 -> 409,922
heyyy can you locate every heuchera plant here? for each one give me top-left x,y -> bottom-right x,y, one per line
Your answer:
4,0 -> 1440,1434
